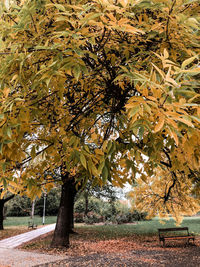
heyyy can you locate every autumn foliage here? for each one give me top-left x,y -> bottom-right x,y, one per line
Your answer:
0,0 -> 199,226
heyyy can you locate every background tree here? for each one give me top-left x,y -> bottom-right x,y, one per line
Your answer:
0,0 -> 199,246
76,182 -> 119,217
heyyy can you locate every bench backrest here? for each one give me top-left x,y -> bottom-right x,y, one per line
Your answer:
158,227 -> 189,237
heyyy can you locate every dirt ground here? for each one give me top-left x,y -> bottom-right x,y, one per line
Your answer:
33,247 -> 200,267
21,232 -> 200,267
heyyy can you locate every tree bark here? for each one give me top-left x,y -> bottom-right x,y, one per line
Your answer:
51,173 -> 77,247
30,200 -> 35,219
0,194 -> 15,230
0,199 -> 4,230
84,192 -> 89,216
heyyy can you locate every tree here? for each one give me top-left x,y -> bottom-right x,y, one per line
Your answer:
76,182 -> 119,217
6,194 -> 31,217
0,0 -> 199,246
0,191 -> 15,230
35,187 -> 60,216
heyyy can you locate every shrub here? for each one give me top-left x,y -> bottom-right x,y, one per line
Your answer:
74,197 -> 101,214
84,212 -> 104,224
74,212 -> 85,223
6,195 -> 31,217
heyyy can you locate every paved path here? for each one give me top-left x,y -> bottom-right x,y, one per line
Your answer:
0,224 -> 68,267
0,247 -> 67,267
0,224 -> 56,248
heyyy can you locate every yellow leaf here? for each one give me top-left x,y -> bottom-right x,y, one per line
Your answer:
107,13 -> 116,22
163,49 -> 169,59
0,190 -> 6,199
171,116 -> 193,127
181,56 -> 198,69
124,24 -> 145,34
151,63 -> 165,79
168,128 -> 179,145
3,88 -> 10,98
154,116 -> 165,132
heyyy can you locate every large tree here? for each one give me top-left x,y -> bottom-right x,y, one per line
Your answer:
0,191 -> 15,230
0,0 -> 199,246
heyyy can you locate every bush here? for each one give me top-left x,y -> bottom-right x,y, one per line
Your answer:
6,195 -> 31,217
84,212 -> 104,224
74,196 -> 101,214
115,210 -> 148,224
74,212 -> 85,223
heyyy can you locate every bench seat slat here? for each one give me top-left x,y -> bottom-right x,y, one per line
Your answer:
160,236 -> 194,240
158,227 -> 188,232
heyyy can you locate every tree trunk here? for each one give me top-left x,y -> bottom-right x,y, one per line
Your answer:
0,199 -> 4,230
69,195 -> 75,232
84,192 -> 89,216
30,200 -> 35,219
51,173 -> 77,247
0,194 -> 15,230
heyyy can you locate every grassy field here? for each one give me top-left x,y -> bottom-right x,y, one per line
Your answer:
74,217 -> 200,240
4,216 -> 57,227
3,216 -> 200,237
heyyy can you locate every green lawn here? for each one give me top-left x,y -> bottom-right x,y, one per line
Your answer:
4,216 -> 57,227
4,216 -> 200,238
76,217 -> 200,239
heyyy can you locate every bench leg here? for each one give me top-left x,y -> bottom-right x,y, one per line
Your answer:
163,240 -> 165,248
188,238 -> 195,246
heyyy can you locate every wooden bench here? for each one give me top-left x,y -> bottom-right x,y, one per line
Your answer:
158,227 -> 195,247
28,220 -> 37,229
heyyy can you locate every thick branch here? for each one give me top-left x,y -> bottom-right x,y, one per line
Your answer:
4,194 -> 15,203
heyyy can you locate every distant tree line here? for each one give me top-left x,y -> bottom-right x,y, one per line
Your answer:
5,186 -> 147,224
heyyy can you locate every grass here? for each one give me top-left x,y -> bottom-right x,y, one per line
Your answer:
3,216 -> 57,227
3,216 -> 200,236
1,216 -> 199,244
75,217 -> 200,240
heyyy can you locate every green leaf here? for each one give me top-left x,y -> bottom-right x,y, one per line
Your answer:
31,146 -> 36,159
6,127 -> 12,138
98,161 -> 105,174
138,126 -> 144,140
73,65 -> 81,81
3,140 -> 13,144
2,163 -> 6,173
69,136 -> 76,146
107,141 -> 112,153
84,145 -> 90,153
80,153 -> 87,169
102,165 -> 108,182
0,114 -> 4,120
128,105 -> 140,117
0,143 -> 3,154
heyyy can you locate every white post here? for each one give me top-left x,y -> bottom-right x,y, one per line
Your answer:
42,192 -> 47,225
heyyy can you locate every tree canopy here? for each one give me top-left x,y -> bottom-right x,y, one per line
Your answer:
0,0 -> 199,221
